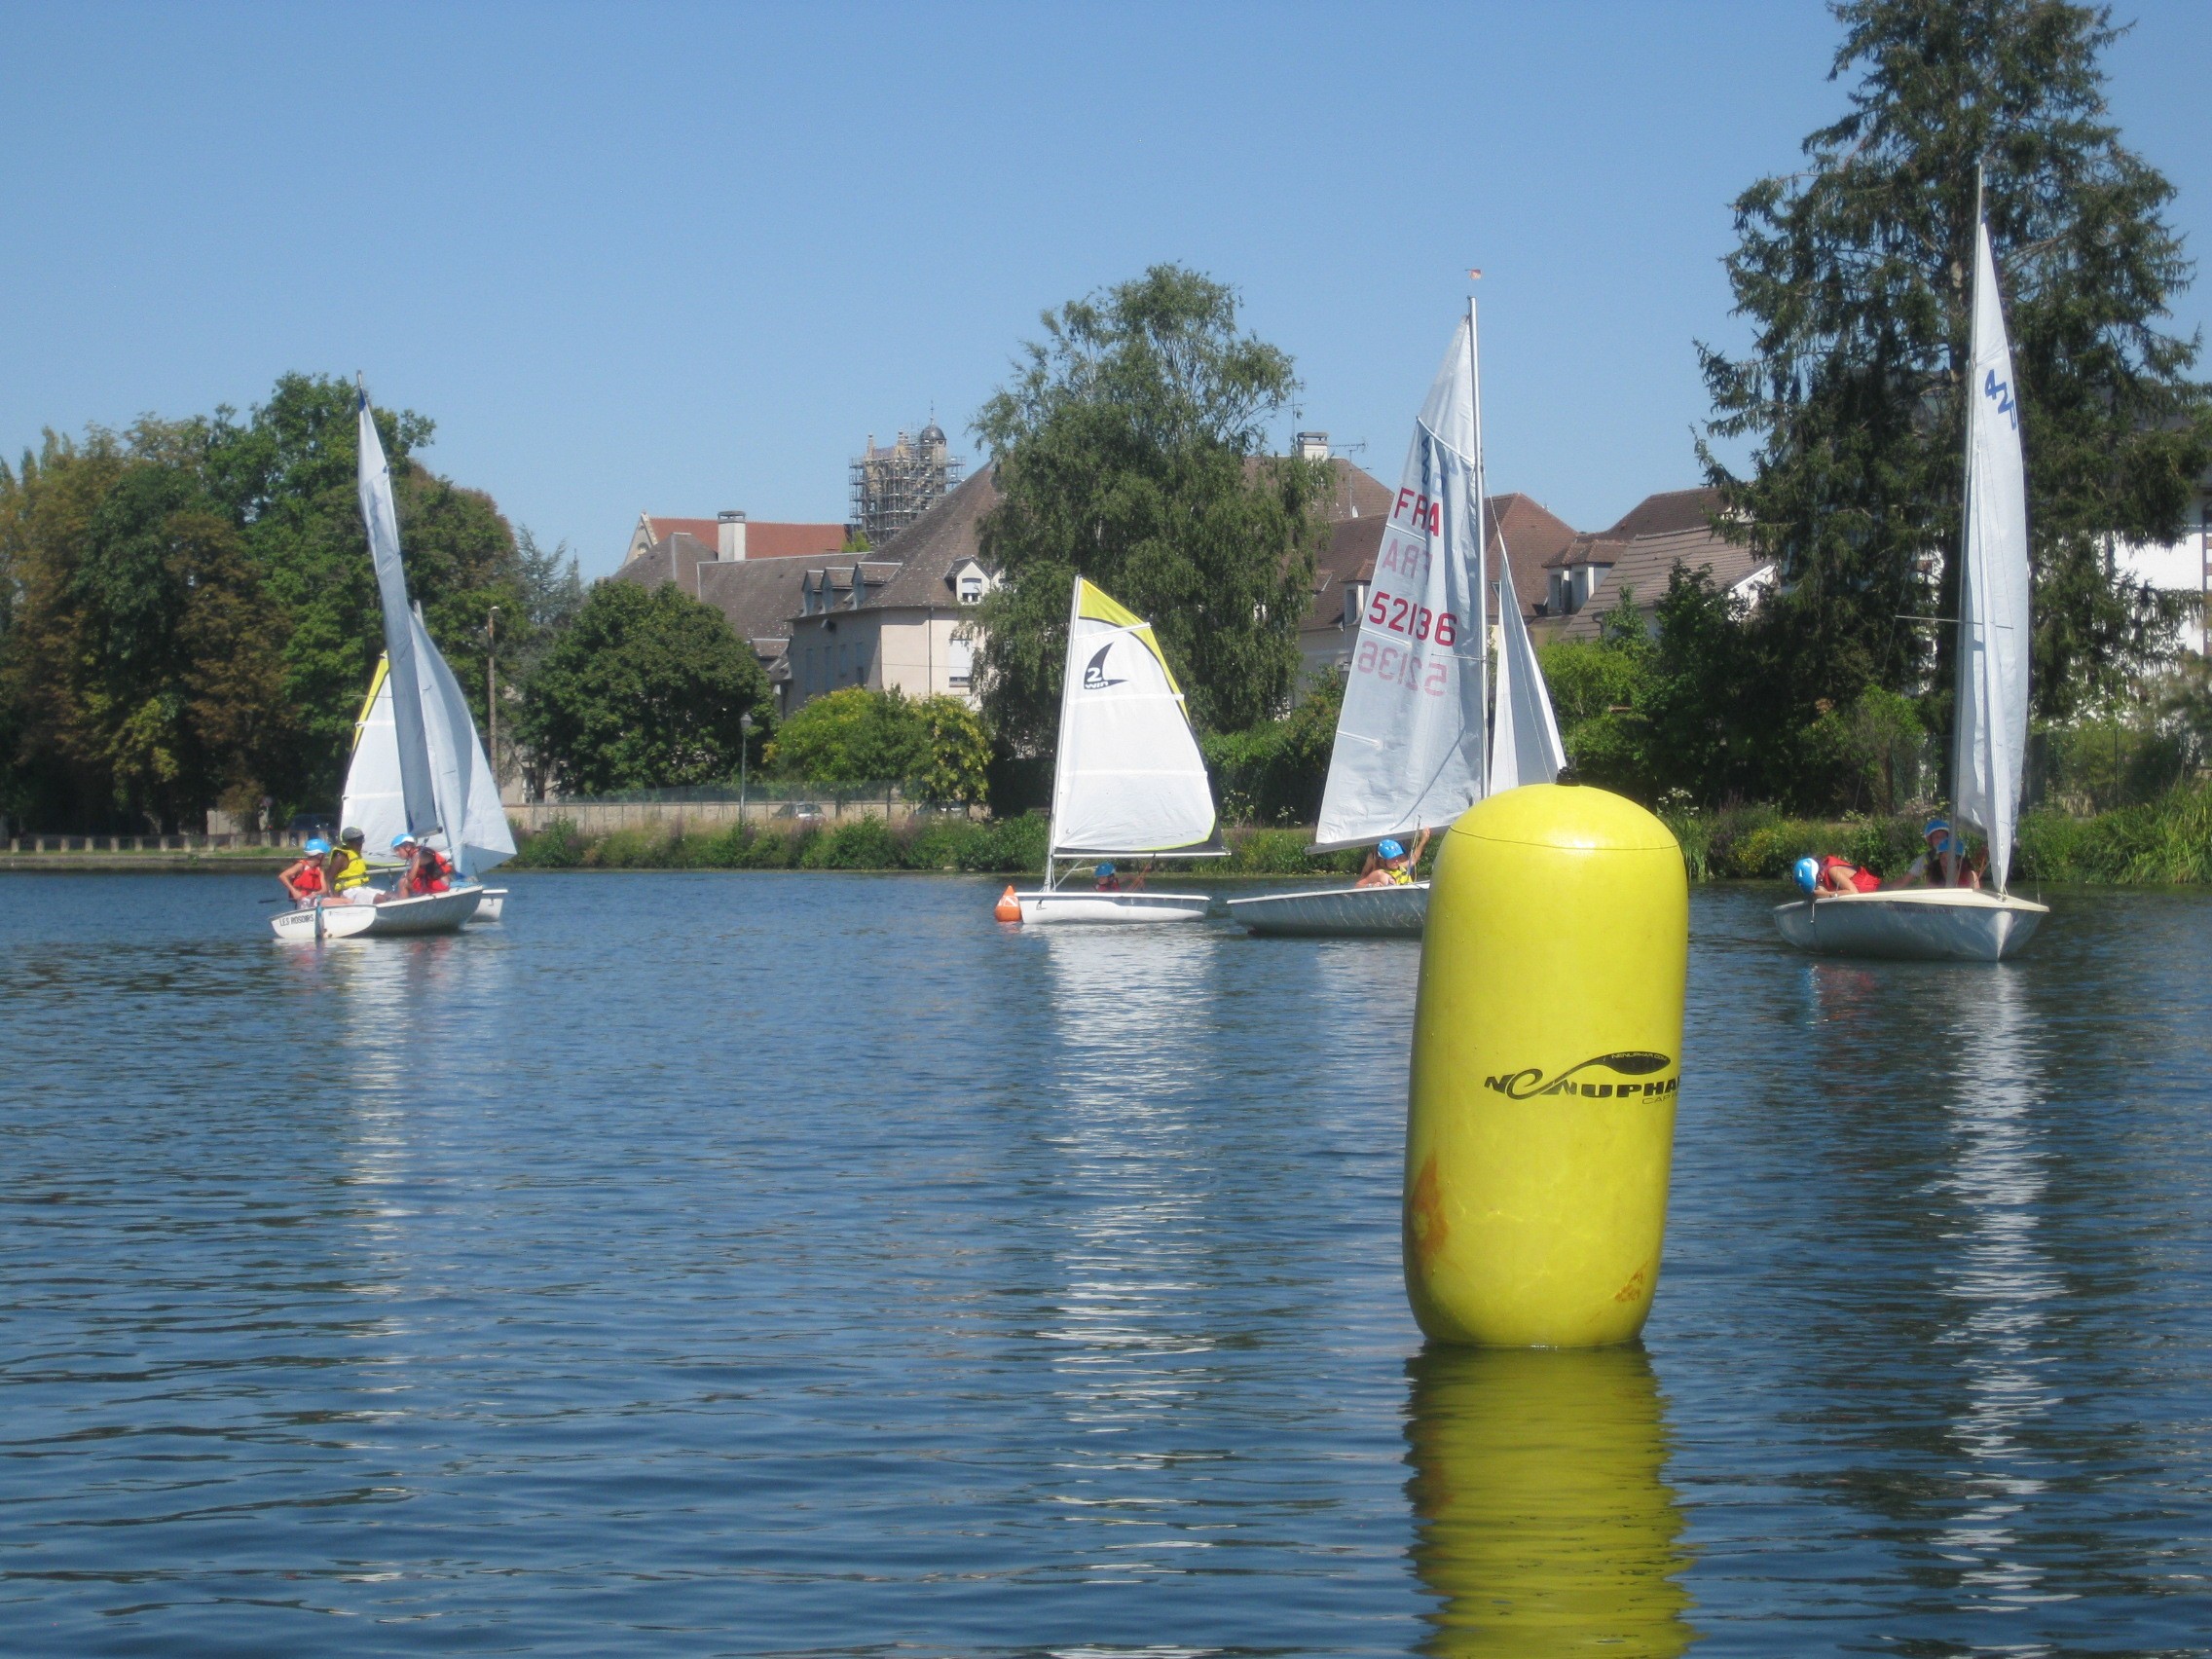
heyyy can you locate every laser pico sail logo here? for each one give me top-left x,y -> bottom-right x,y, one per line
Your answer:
1082,643 -> 1125,691
1484,1051 -> 1677,1101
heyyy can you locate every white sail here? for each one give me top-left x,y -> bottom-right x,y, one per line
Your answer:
1047,577 -> 1221,859
340,630 -> 514,880
340,658 -> 407,857
357,391 -> 440,840
414,609 -> 515,879
1953,216 -> 2031,894
1312,310 -> 1487,851
1489,568 -> 1567,792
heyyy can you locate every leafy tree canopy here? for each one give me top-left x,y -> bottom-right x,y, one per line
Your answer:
515,579 -> 774,795
0,372 -> 532,829
972,264 -> 1331,753
1700,0 -> 2211,729
767,687 -> 991,804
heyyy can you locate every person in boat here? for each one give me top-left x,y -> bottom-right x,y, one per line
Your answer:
327,827 -> 375,902
1893,819 -> 1963,889
1093,861 -> 1144,893
1355,829 -> 1429,889
391,832 -> 454,899
1792,854 -> 1882,897
1959,841 -> 1989,892
279,838 -> 332,904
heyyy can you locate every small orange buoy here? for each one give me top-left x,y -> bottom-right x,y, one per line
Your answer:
994,885 -> 1022,923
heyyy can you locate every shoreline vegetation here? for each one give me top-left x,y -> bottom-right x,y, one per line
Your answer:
485,781 -> 2212,886
5,782 -> 2207,887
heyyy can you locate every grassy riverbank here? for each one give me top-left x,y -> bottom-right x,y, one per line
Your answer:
509,814 -> 1372,877
1663,781 -> 2212,885
512,781 -> 2212,885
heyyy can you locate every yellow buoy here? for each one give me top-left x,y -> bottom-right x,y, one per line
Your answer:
1406,783 -> 1687,1346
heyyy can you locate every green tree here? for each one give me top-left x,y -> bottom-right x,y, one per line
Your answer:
0,433 -> 289,830
1200,670 -> 1345,824
909,695 -> 991,805
203,373 -> 526,805
1700,0 -> 2211,735
972,265 -> 1330,752
516,580 -> 774,794
768,687 -> 923,785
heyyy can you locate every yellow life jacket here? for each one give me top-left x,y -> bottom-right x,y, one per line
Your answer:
329,847 -> 371,891
1385,865 -> 1414,885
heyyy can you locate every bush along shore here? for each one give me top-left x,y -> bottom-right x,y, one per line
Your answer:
511,780 -> 2212,886
1664,780 -> 2212,886
510,814 -> 1373,877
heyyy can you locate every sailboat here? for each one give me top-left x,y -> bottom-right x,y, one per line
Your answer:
1229,298 -> 1565,938
270,388 -> 496,940
1013,577 -> 1224,924
341,616 -> 516,921
1774,195 -> 2047,963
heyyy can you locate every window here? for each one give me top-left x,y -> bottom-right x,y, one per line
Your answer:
1343,582 -> 1367,629
946,636 -> 974,688
957,571 -> 985,605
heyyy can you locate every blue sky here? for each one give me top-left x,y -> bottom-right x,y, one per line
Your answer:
4,2 -> 2206,576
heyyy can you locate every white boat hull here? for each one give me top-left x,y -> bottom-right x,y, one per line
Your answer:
470,888 -> 507,923
270,886 -> 485,941
1015,890 -> 1212,925
1226,881 -> 1428,937
1772,888 -> 2047,962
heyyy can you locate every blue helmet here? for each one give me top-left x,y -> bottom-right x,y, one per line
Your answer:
1095,862 -> 1115,877
1924,817 -> 1951,841
391,832 -> 419,851
1792,856 -> 1821,894
304,837 -> 332,856
1378,838 -> 1406,861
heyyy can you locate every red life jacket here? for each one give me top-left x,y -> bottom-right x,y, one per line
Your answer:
293,862 -> 326,894
1822,855 -> 1881,894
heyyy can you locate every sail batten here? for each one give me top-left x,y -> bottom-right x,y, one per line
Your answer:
1046,578 -> 1220,862
1311,310 -> 1488,852
1953,216 -> 2032,894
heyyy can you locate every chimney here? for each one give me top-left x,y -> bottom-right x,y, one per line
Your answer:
718,510 -> 747,561
1295,430 -> 1331,462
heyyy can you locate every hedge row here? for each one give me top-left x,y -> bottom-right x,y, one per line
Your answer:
508,814 -> 1373,876
1663,780 -> 2212,885
512,782 -> 2212,885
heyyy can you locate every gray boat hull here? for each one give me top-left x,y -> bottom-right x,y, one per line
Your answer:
1226,881 -> 1428,938
1772,888 -> 2047,962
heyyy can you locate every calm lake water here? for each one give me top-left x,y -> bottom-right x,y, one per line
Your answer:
4,870 -> 2211,1656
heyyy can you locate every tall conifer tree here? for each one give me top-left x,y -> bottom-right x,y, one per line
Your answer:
1701,0 -> 2210,729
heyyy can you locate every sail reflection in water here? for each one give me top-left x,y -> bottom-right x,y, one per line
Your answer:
1405,1345 -> 1694,1656
1033,927 -> 1231,1568
1931,966 -> 2062,1611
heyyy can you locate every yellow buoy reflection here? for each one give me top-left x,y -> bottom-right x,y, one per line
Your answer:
1405,1344 -> 1695,1656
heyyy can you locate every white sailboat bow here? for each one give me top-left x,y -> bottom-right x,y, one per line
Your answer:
1015,577 -> 1221,924
1775,205 -> 2046,962
1234,301 -> 1515,937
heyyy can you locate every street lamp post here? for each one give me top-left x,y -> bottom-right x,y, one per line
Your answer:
740,712 -> 755,827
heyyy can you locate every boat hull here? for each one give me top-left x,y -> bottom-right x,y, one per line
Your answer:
1226,882 -> 1428,937
1772,889 -> 2047,962
1015,890 -> 1212,925
270,886 -> 485,941
471,888 -> 507,923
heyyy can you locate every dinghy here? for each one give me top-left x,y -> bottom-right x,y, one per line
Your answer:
1229,296 -> 1565,938
1775,194 -> 2047,963
1014,578 -> 1223,924
272,388 -> 496,940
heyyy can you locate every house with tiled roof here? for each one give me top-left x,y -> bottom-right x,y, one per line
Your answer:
1541,495 -> 1777,643
621,511 -> 849,568
1298,491 -> 1579,682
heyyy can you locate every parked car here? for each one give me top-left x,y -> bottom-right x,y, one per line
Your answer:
771,802 -> 826,824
